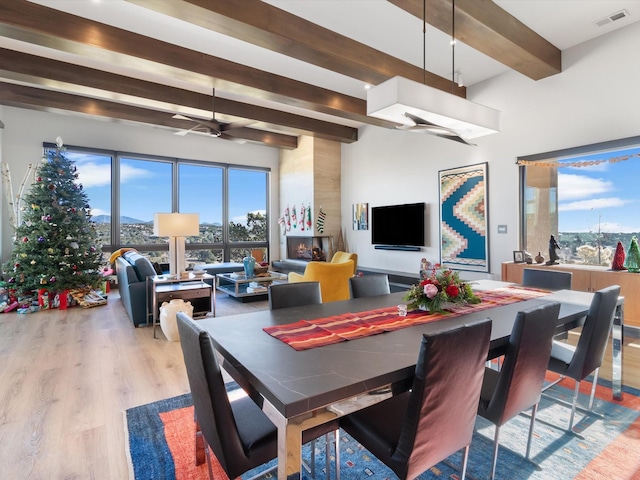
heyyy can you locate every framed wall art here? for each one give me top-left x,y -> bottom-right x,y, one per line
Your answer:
352,203 -> 368,230
439,162 -> 489,272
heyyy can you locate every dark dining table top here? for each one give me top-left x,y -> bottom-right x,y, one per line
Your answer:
198,285 -> 591,419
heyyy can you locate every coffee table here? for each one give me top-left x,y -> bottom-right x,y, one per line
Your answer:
215,271 -> 288,301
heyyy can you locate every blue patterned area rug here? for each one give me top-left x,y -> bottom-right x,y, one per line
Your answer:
125,379 -> 640,480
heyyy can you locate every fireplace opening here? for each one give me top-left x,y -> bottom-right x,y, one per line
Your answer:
286,236 -> 330,262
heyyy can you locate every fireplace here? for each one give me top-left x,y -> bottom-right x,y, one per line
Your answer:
286,236 -> 330,262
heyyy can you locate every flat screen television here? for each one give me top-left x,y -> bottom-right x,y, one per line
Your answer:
371,202 -> 425,247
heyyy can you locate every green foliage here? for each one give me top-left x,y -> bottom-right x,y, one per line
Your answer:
6,148 -> 103,294
229,211 -> 266,242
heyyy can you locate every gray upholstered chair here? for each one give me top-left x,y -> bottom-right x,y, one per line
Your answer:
340,319 -> 492,480
348,274 -> 391,298
477,302 -> 561,480
544,285 -> 620,431
521,268 -> 572,291
176,313 -> 339,480
268,281 -> 322,310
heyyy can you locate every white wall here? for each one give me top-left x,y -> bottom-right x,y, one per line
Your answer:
0,107 -> 280,262
341,20 -> 640,279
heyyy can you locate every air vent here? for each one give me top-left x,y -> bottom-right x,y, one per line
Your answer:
595,9 -> 629,27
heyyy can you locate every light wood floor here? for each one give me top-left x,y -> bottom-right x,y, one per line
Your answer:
0,290 -> 638,479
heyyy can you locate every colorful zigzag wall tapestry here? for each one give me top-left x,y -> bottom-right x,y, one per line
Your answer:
439,162 -> 489,272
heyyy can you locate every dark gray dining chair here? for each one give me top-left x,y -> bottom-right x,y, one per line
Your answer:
477,302 -> 560,480
340,318 -> 492,480
268,281 -> 322,310
522,268 -> 572,291
176,313 -> 339,480
544,285 -> 620,431
348,274 -> 391,298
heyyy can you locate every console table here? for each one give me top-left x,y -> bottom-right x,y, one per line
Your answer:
502,262 -> 639,328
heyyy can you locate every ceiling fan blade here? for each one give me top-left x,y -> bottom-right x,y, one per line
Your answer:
436,133 -> 477,146
172,114 -> 195,121
220,119 -> 255,131
399,111 -> 475,145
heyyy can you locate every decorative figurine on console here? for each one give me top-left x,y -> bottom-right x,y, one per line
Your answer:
546,235 -> 560,265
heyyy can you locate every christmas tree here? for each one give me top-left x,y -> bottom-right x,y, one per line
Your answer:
611,241 -> 626,271
7,141 -> 103,295
624,236 -> 640,273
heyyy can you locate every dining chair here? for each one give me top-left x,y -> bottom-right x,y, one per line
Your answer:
521,268 -> 572,291
348,274 -> 391,298
477,302 -> 561,480
268,281 -> 322,310
543,285 -> 620,431
339,318 -> 492,480
176,313 -> 339,480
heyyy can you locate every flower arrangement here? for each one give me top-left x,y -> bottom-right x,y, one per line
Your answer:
404,265 -> 480,313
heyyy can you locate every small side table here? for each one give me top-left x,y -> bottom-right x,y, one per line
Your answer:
147,273 -> 214,338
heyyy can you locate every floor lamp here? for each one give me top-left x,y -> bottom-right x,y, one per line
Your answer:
153,213 -> 200,276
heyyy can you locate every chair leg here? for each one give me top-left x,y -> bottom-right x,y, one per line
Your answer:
526,403 -> 538,459
334,429 -> 341,480
203,442 -> 215,480
588,368 -> 600,411
568,380 -> 580,431
460,444 -> 470,480
490,426 -> 501,480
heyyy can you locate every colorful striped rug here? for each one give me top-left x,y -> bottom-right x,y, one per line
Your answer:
125,377 -> 640,480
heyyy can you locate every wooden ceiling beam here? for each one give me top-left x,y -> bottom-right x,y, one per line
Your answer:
0,0 -> 384,126
0,82 -> 298,149
0,48 -> 358,144
388,0 -> 561,80
125,0 -> 465,97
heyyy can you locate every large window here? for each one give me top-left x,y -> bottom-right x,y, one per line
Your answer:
519,137 -> 640,265
44,144 -> 270,267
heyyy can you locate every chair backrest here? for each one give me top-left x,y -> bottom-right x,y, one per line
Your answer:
349,274 -> 391,298
521,268 -> 572,291
569,285 -> 620,379
394,318 -> 492,480
297,260 -> 354,302
176,312 -> 249,477
331,251 -> 358,273
268,282 -> 322,309
482,302 -> 561,426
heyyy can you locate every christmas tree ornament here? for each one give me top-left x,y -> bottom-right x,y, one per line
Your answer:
70,242 -> 79,249
8,277 -> 15,284
625,236 -> 640,273
30,260 -> 36,265
48,184 -> 55,190
47,248 -> 54,254
20,253 -> 27,258
49,276 -> 56,283
37,176 -> 42,182
22,236 -> 28,242
38,236 -> 45,243
612,241 -> 627,270
90,246 -> 96,252
40,277 -> 47,285
32,204 -> 39,209
14,263 -> 20,268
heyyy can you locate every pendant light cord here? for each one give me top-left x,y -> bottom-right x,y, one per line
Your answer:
451,0 -> 456,94
423,0 -> 426,85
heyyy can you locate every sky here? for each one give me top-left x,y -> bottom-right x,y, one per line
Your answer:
69,152 -> 267,225
556,146 -> 640,233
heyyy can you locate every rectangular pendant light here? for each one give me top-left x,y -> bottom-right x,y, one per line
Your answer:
367,76 -> 500,139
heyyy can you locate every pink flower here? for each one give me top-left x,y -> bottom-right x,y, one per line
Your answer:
424,283 -> 439,299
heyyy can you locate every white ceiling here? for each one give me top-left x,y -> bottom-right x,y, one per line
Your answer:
8,0 -> 640,136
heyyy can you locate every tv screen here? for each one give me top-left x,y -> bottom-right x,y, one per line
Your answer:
371,202 -> 425,247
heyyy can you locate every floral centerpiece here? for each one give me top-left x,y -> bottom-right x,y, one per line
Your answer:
404,265 -> 481,313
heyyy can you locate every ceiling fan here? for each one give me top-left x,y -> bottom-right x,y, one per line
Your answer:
172,89 -> 253,140
396,112 -> 476,146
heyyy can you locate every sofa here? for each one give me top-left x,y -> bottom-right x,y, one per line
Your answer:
115,251 -> 156,326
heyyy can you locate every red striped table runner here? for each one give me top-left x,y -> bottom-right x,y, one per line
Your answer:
263,286 -> 550,351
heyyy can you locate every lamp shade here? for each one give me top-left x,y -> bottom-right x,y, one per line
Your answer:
153,213 -> 200,237
367,76 -> 500,140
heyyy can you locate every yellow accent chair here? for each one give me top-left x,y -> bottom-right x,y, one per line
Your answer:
288,260 -> 355,303
330,251 -> 358,274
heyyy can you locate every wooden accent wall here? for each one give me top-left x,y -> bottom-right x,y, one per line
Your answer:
279,135 -> 341,258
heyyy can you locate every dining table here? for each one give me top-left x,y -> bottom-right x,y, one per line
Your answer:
197,280 -> 624,480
